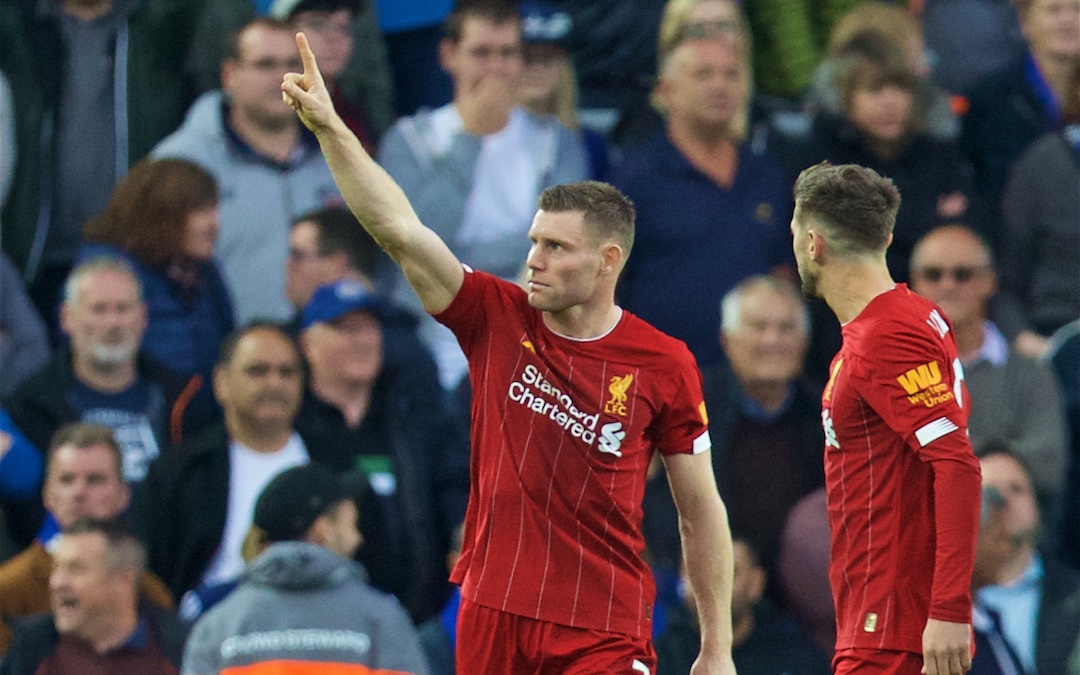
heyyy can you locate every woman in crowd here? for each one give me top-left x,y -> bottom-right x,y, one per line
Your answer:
81,158 -> 234,387
781,32 -> 976,282
517,0 -> 610,179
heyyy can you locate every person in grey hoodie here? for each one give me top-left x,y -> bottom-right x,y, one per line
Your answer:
153,18 -> 342,325
180,463 -> 430,675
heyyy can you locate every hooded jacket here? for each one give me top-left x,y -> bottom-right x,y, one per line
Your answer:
181,542 -> 430,675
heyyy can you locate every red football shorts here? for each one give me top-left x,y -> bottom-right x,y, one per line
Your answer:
833,648 -> 923,675
455,596 -> 657,674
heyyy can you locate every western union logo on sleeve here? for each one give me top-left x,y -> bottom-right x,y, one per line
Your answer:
896,361 -> 942,394
897,361 -> 955,408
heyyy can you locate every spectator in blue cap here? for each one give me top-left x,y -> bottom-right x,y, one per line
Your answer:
517,1 -> 610,180
294,280 -> 468,624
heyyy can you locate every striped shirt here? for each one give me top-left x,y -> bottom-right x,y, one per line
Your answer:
822,284 -> 981,654
436,268 -> 710,638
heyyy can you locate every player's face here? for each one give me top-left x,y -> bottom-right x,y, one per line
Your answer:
909,230 -> 994,330
44,444 -> 130,529
525,210 -> 606,312
980,454 -> 1040,547
723,287 -> 808,388
790,211 -> 821,299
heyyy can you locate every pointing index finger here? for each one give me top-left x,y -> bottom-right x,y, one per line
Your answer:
295,32 -> 322,83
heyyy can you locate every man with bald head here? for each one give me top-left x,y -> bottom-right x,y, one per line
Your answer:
909,225 -> 1067,501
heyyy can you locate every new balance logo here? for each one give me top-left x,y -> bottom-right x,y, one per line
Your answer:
598,422 -> 626,457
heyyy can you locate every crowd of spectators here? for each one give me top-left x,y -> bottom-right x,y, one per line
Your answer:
0,0 -> 1077,673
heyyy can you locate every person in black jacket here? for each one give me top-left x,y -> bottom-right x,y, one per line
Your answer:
294,280 -> 469,624
0,519 -> 188,675
778,32 -> 977,284
960,0 -> 1079,246
2,258 -> 214,546
137,323 -> 338,600
642,276 -> 823,612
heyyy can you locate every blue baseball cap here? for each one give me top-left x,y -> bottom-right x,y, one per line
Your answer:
519,1 -> 572,46
301,280 -> 383,330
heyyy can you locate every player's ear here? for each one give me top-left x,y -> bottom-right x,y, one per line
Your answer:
600,242 -> 623,276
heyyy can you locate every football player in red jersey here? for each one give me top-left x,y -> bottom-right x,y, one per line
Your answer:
282,26 -> 736,675
791,162 -> 981,675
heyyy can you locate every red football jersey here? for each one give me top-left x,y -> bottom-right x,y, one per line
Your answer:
436,268 -> 711,637
821,285 -> 981,654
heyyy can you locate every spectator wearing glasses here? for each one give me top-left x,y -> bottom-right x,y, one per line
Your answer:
153,18 -> 341,325
909,224 -> 1067,503
270,0 -> 380,156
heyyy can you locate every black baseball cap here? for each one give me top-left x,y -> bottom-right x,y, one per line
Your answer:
254,464 -> 357,542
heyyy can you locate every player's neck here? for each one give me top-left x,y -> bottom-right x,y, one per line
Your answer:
822,260 -> 896,324
543,302 -> 622,340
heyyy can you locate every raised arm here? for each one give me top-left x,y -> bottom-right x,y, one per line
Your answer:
663,450 -> 736,675
281,33 -> 463,314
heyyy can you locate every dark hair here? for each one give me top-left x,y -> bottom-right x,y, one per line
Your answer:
217,321 -> 299,368
833,30 -> 925,135
443,0 -> 519,43
1061,65 -> 1080,126
283,0 -> 361,18
83,158 -> 218,268
48,424 -> 124,484
537,181 -> 636,256
226,17 -> 295,61
64,518 -> 147,572
294,207 -> 381,279
794,162 -> 901,255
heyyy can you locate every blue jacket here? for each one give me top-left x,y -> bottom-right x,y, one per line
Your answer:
611,132 -> 793,368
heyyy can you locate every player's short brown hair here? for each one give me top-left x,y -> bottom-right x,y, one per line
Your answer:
538,181 -> 636,256
794,162 -> 901,256
443,0 -> 519,43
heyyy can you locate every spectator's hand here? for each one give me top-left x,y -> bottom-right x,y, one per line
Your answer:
0,431 -> 11,461
1013,330 -> 1051,359
922,618 -> 972,675
282,32 -> 337,134
458,74 -> 515,136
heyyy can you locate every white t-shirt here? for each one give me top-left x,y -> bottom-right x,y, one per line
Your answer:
200,433 -> 309,586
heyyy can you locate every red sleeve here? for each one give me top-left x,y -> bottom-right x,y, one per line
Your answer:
855,318 -> 982,622
651,342 -> 712,457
